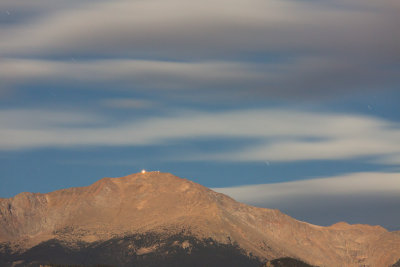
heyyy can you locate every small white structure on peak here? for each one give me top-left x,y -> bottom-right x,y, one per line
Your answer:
141,169 -> 146,174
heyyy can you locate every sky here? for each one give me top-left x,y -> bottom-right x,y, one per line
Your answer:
1,0 -> 399,230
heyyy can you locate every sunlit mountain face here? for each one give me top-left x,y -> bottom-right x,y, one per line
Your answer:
1,172 -> 400,267
0,0 -> 399,258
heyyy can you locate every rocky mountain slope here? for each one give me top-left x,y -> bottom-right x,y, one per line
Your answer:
0,172 -> 399,267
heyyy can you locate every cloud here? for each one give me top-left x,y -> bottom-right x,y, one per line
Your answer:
206,137 -> 400,162
1,57 -> 399,100
373,153 -> 400,165
213,172 -> 400,230
1,108 -> 400,166
0,0 -> 399,99
0,109 -> 103,129
1,0 -> 398,58
0,59 -> 265,91
100,98 -> 156,109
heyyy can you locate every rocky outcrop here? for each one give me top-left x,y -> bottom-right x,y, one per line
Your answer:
392,259 -> 400,267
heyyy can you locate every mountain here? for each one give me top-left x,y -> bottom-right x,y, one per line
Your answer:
1,172 -> 399,267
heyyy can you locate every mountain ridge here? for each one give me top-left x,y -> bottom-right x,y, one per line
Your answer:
1,172 -> 400,266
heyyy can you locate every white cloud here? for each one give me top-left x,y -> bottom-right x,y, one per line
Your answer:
0,59 -> 264,91
1,57 -> 398,101
207,137 -> 400,162
0,109 -> 103,129
1,108 -> 400,166
1,0 -> 398,58
100,98 -> 156,109
0,0 -> 399,99
373,153 -> 400,165
213,172 -> 400,230
213,172 -> 400,201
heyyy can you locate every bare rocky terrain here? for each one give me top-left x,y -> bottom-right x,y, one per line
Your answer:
0,172 -> 399,267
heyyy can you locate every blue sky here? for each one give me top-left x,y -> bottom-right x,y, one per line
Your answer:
1,0 -> 399,229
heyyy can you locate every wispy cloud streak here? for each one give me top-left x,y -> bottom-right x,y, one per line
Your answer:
0,0 -> 399,99
213,172 -> 400,230
1,108 -> 400,165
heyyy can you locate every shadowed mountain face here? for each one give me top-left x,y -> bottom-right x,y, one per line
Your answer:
393,259 -> 400,267
0,172 -> 400,267
0,232 -> 262,267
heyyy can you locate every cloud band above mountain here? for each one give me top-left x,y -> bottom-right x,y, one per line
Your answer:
1,108 -> 400,166
1,0 -> 399,99
213,172 -> 400,230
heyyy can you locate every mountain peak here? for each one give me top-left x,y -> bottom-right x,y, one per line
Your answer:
93,172 -> 203,192
88,171 -> 221,206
